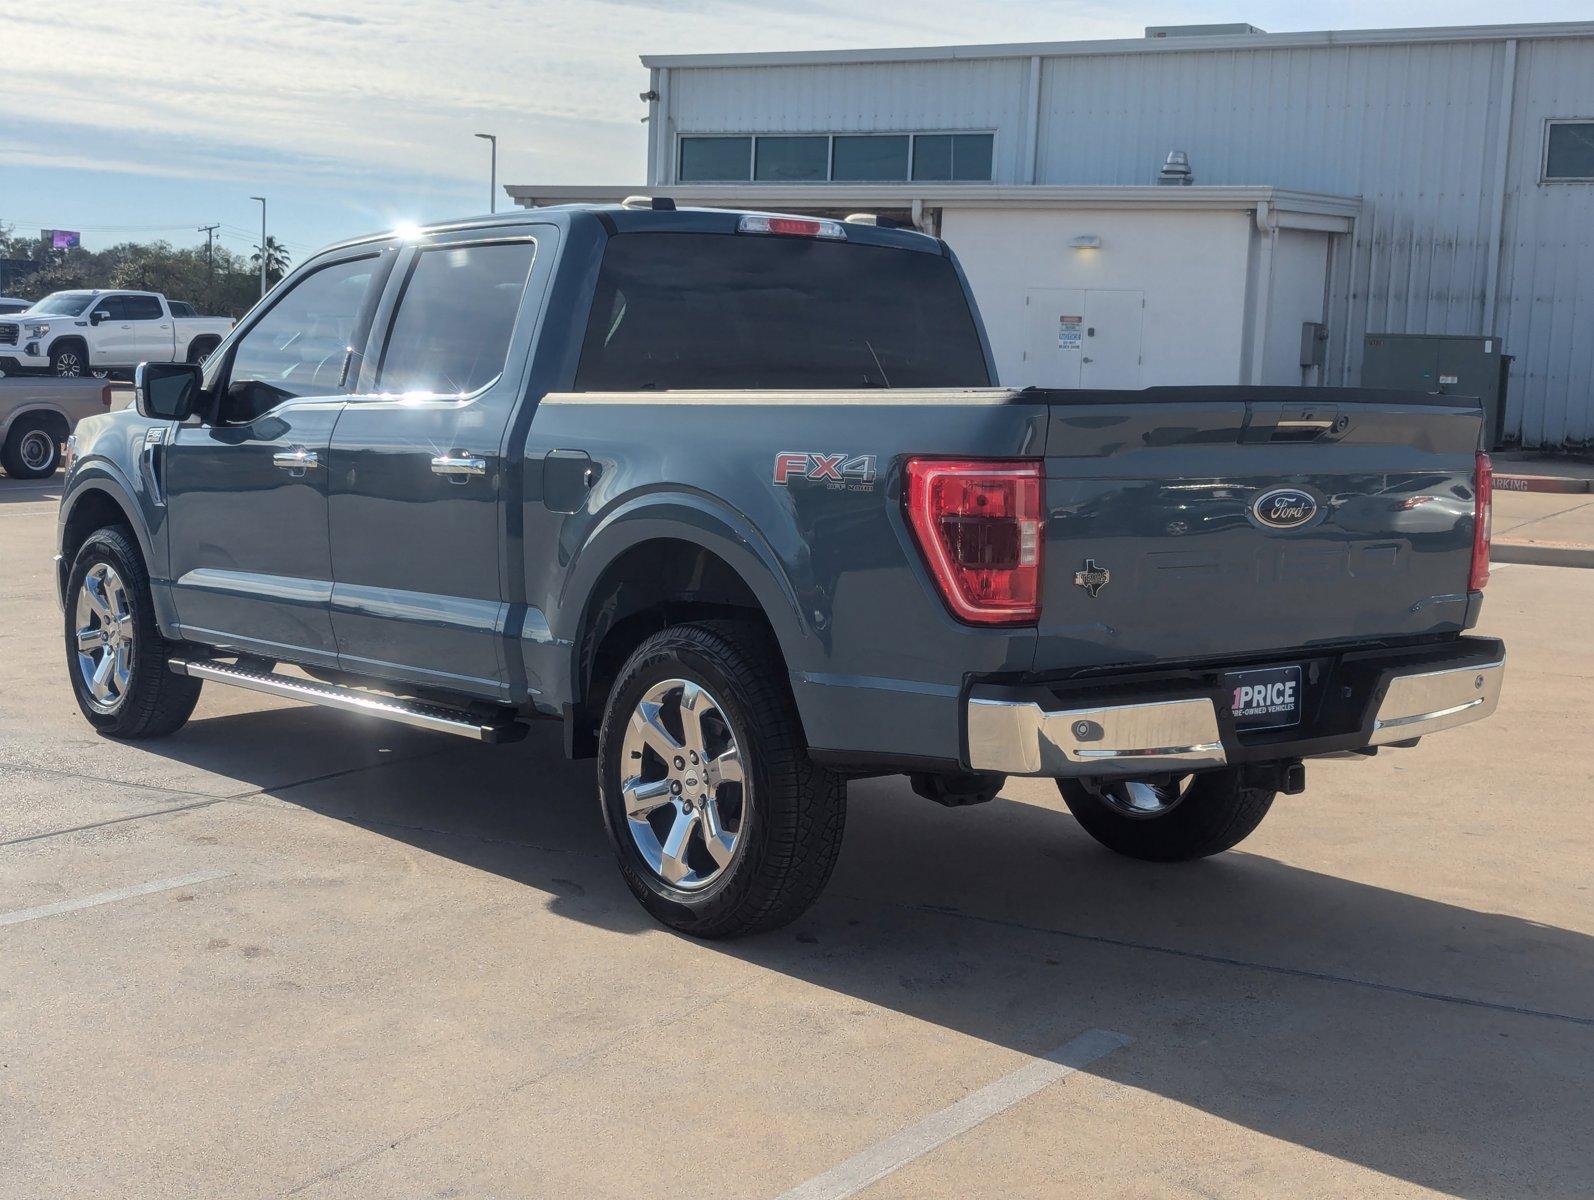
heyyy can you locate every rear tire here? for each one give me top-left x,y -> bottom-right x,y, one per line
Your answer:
64,527 -> 202,738
1,413 -> 63,479
1058,769 -> 1274,861
597,621 -> 846,938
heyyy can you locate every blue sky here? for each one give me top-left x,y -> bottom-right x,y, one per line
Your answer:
3,0 -> 1587,264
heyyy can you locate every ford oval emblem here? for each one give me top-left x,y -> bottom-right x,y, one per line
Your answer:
1252,487 -> 1319,529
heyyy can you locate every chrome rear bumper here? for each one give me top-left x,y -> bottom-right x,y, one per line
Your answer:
967,653 -> 1504,778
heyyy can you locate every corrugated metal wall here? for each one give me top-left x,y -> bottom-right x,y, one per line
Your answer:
1035,41 -> 1513,416
1498,38 -> 1594,448
665,33 -> 1594,446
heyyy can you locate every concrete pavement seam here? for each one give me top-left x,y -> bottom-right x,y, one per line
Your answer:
855,897 -> 1594,1029
0,795 -> 233,847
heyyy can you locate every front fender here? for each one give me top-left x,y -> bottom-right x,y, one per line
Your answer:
57,444 -> 175,634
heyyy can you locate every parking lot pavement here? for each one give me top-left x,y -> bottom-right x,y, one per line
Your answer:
2,488 -> 1591,1200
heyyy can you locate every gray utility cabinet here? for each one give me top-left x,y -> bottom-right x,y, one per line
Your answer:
1361,334 -> 1512,450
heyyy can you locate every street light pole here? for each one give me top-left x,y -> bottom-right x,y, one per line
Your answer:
250,196 -> 267,297
474,133 -> 498,213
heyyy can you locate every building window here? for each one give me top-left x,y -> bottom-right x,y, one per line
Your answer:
832,135 -> 911,181
677,132 -> 995,183
912,133 -> 995,182
1544,120 -> 1594,181
679,136 -> 752,182
755,136 -> 829,182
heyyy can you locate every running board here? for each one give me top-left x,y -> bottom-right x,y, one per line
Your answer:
168,657 -> 529,743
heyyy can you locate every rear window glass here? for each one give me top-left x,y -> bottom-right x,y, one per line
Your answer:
573,232 -> 989,391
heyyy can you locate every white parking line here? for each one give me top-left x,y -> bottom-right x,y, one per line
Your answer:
773,1028 -> 1131,1200
0,869 -> 229,928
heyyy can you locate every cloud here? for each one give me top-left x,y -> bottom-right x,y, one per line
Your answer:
8,0 -> 1145,198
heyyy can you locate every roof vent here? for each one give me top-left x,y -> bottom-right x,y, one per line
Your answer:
1157,150 -> 1194,186
1145,23 -> 1265,38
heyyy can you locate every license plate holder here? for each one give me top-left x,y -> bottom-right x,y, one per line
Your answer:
1224,665 -> 1303,732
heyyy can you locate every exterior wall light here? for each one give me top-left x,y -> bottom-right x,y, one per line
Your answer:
1069,234 -> 1102,249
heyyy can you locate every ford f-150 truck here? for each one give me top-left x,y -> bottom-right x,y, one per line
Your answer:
2,290 -> 232,379
55,203 -> 1504,937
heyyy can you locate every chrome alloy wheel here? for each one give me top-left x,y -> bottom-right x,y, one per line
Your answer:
621,678 -> 747,890
53,351 -> 84,377
74,562 -> 135,710
18,429 -> 56,472
1094,777 -> 1188,819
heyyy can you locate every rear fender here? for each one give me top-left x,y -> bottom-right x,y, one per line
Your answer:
550,491 -> 812,707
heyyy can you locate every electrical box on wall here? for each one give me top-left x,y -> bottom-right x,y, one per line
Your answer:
1299,322 -> 1328,370
1361,334 -> 1512,450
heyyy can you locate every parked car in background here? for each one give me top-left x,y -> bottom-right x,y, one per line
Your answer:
0,297 -> 32,316
0,290 -> 233,379
55,204 -> 1503,938
0,375 -> 112,478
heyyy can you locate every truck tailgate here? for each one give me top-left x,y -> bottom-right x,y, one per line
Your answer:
1037,389 -> 1484,672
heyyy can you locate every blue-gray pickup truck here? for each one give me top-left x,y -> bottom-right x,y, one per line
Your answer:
55,202 -> 1504,937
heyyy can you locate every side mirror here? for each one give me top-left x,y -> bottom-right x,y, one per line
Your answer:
90,309 -> 110,326
135,361 -> 202,421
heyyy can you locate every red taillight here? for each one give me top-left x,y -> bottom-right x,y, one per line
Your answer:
101,384 -> 113,407
1471,451 -> 1492,591
904,458 -> 1043,626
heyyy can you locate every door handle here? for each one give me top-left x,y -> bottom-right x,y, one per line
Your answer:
431,452 -> 488,479
272,447 -> 320,474
1082,356 -> 1095,364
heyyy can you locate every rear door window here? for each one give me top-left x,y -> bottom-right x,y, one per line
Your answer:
376,241 -> 537,395
121,295 -> 163,320
573,232 -> 989,391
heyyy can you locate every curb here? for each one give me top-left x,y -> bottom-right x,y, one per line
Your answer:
1492,540 -> 1594,569
1493,474 -> 1591,495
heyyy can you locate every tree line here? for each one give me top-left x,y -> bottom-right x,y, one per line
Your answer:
0,220 -> 291,318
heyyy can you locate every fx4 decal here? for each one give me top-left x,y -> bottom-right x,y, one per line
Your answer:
773,451 -> 878,491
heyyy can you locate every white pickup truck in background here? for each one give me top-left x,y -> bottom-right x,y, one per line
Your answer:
0,290 -> 234,379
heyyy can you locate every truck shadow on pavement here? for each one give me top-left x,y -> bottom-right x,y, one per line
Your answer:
146,705 -> 1594,1198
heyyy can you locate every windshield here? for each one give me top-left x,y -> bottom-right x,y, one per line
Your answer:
27,291 -> 97,317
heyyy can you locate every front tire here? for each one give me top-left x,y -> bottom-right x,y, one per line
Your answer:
597,621 -> 846,938
1,414 -> 63,478
1058,770 -> 1274,862
50,343 -> 88,378
65,527 -> 202,738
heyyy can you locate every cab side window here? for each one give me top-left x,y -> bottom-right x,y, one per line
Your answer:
122,295 -> 163,321
376,241 -> 536,396
220,256 -> 376,422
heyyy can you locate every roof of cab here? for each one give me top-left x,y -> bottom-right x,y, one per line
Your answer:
316,203 -> 945,259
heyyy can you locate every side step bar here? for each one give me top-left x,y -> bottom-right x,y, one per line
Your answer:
168,657 -> 529,743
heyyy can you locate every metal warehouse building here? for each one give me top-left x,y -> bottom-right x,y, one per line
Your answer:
512,21 -> 1594,448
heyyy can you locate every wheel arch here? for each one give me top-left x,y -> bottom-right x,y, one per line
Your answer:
1,402 -> 71,442
47,334 -> 90,363
185,334 -> 222,362
58,477 -> 156,609
555,493 -> 814,756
